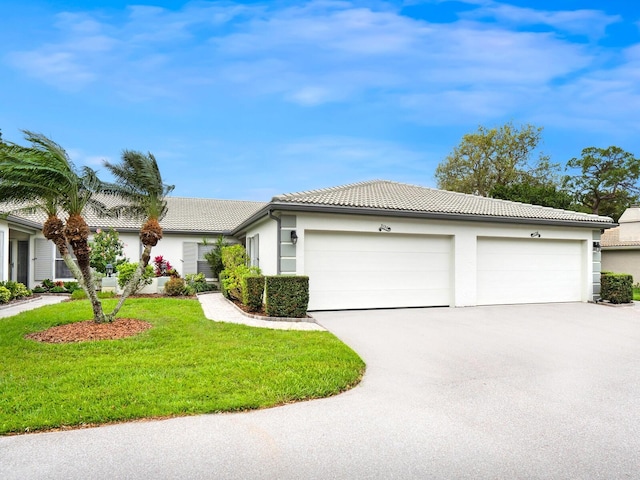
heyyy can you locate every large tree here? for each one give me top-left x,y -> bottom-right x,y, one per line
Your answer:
0,131 -> 109,321
564,146 -> 640,220
435,122 -> 558,197
102,150 -> 174,321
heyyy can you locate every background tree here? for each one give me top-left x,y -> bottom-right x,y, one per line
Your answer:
489,181 -> 574,210
89,227 -> 128,274
564,146 -> 640,220
435,122 -> 559,198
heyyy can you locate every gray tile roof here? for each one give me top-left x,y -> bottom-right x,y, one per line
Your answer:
601,227 -> 640,247
2,196 -> 267,233
273,180 -> 613,225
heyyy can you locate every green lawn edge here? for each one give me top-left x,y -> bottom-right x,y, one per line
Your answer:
0,298 -> 365,435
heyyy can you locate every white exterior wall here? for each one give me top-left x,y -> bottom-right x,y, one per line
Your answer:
290,212 -> 596,307
243,216 -> 279,275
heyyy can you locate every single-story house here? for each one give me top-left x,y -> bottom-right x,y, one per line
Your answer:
601,205 -> 640,283
1,180 -> 614,310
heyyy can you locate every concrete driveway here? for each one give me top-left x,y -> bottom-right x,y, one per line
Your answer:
2,303 -> 640,479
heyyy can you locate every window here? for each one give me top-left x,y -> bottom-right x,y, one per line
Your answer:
197,243 -> 214,278
55,248 -> 76,279
247,234 -> 259,267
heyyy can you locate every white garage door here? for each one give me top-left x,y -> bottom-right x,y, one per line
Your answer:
304,231 -> 452,310
477,237 -> 583,305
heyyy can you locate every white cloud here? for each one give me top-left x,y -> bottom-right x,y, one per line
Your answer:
458,0 -> 621,38
4,0 -> 639,135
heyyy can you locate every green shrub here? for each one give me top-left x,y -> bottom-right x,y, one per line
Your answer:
63,281 -> 81,294
117,262 -> 154,292
601,272 -> 633,304
184,273 -> 213,293
264,276 -> 309,318
219,245 -> 261,302
242,275 -> 265,311
0,281 -> 32,299
219,270 -> 229,298
13,283 -> 31,299
32,287 -> 47,294
49,286 -> 67,293
204,235 -> 226,279
164,277 -> 186,296
41,279 -> 55,290
0,286 -> 11,304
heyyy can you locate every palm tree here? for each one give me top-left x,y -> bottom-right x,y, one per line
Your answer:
102,150 -> 174,321
0,131 -> 109,322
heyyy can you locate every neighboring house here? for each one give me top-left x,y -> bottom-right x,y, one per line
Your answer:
1,180 -> 614,310
601,205 -> 640,283
0,196 -> 265,287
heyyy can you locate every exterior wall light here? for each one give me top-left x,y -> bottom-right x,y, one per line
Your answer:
593,241 -> 601,253
290,230 -> 298,244
530,231 -> 541,238
379,224 -> 391,232
105,263 -> 114,277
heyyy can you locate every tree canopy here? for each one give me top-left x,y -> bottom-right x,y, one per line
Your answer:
564,146 -> 640,220
435,122 -> 558,197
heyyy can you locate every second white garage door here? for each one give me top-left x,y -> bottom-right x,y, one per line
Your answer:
304,231 -> 452,310
477,237 -> 584,305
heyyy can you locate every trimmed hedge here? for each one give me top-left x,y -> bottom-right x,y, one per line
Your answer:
264,276 -> 309,318
242,275 -> 265,312
601,272 -> 633,304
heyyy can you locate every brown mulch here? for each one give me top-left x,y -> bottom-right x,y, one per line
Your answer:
25,318 -> 153,344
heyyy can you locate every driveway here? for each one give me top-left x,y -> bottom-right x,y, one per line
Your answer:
2,303 -> 640,479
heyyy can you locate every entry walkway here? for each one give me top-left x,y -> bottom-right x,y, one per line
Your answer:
0,295 -> 68,319
197,292 -> 324,331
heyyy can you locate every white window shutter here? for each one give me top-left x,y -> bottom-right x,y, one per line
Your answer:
182,242 -> 197,275
34,239 -> 53,281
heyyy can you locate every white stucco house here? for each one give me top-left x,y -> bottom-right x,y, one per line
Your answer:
1,180 -> 614,310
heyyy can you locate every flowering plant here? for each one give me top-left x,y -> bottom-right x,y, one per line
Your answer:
153,255 -> 178,277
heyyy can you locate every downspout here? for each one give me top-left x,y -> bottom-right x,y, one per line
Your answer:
268,209 -> 281,274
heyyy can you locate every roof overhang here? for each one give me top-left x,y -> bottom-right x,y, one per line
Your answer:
233,202 -> 616,234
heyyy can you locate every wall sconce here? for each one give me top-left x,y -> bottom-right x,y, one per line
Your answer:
530,231 -> 541,238
593,241 -> 601,253
379,224 -> 391,232
105,263 -> 114,277
290,230 -> 298,244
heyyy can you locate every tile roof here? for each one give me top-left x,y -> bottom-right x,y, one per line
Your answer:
2,196 -> 267,233
601,226 -> 640,247
273,180 -> 613,225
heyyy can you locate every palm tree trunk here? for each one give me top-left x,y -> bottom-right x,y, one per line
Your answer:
60,251 -> 106,323
106,245 -> 152,322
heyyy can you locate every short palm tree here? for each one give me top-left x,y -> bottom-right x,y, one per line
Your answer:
0,131 -> 109,322
102,150 -> 174,320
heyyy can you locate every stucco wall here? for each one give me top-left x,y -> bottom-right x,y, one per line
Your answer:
287,212 -> 597,307
243,215 -> 278,275
602,249 -> 640,284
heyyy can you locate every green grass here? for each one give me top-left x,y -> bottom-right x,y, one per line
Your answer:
634,287 -> 640,301
0,298 -> 365,435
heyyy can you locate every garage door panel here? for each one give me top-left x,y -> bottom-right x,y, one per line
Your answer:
477,238 -> 583,305
305,231 -> 451,310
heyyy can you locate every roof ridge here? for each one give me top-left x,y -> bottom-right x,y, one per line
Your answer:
273,179 -> 385,200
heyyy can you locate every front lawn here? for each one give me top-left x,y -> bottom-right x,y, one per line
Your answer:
634,287 -> 640,301
0,298 -> 365,435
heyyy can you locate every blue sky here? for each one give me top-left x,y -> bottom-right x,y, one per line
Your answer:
1,0 -> 639,200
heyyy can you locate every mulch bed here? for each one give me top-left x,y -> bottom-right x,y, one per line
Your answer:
25,318 -> 153,344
